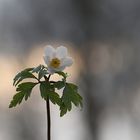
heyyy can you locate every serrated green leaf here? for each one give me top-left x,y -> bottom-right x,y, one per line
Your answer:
16,82 -> 37,91
67,87 -> 81,107
40,81 -> 61,105
13,68 -> 33,85
53,81 -> 65,89
40,81 -> 50,100
32,65 -> 42,73
67,83 -> 78,92
75,93 -> 83,108
60,83 -> 83,116
38,69 -> 48,80
16,82 -> 37,100
60,103 -> 67,117
9,82 -> 37,108
13,68 -> 37,86
55,71 -> 67,80
62,83 -> 79,106
32,65 -> 48,80
9,92 -> 25,108
63,98 -> 72,111
48,91 -> 61,105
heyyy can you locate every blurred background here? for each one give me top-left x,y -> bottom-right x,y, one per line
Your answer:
1,0 -> 140,140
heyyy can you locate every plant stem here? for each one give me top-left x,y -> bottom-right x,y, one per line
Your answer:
44,74 -> 51,140
46,98 -> 51,140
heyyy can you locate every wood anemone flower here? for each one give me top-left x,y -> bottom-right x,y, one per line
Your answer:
43,45 -> 73,74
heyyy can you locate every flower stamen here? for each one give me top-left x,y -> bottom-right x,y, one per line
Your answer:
50,58 -> 61,68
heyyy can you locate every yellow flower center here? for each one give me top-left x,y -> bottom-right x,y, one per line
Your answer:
50,58 -> 61,68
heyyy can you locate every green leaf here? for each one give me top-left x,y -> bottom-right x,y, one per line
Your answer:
60,103 -> 67,117
38,69 -> 48,80
40,81 -> 50,100
40,81 -> 61,105
13,68 -> 37,86
55,71 -> 68,80
32,65 -> 42,73
16,82 -> 37,100
53,81 -> 65,89
9,92 -> 25,108
60,83 -> 83,116
9,82 -> 37,108
32,65 -> 48,80
48,91 -> 61,105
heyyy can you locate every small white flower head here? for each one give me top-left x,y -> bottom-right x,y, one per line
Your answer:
44,45 -> 73,74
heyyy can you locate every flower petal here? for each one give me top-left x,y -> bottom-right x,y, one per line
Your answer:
47,67 -> 56,74
43,56 -> 50,65
61,57 -> 73,67
56,66 -> 66,71
56,46 -> 68,59
44,45 -> 55,58
47,66 -> 65,74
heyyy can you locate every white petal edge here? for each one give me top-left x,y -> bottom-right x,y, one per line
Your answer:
61,57 -> 73,67
47,67 -> 55,74
44,45 -> 55,58
56,66 -> 66,71
56,46 -> 68,59
48,66 -> 66,74
43,56 -> 50,66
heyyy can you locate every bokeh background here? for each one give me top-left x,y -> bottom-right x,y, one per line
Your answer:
1,0 -> 140,140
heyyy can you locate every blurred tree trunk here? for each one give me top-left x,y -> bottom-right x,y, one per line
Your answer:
80,44 -> 100,140
75,0 -> 102,139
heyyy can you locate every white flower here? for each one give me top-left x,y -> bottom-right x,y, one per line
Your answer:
44,45 -> 73,74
